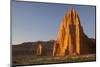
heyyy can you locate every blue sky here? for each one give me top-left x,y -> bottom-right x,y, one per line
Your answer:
12,1 -> 96,44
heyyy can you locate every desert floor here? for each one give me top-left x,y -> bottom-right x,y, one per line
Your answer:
12,54 -> 96,66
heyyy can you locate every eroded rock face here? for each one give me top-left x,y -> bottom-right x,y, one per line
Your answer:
53,8 -> 96,56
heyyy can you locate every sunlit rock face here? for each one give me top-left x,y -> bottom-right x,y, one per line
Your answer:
36,44 -> 42,56
53,8 -> 96,56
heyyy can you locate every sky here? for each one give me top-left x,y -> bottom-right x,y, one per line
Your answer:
12,0 -> 96,44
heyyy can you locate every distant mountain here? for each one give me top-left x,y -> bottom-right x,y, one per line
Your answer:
12,40 -> 54,57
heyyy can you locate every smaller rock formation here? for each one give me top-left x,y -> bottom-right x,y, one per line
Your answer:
36,44 -> 42,56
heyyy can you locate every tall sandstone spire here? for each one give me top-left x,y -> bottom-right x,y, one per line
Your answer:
53,8 -> 95,56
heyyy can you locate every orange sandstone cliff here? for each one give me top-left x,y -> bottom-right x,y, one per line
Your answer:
53,8 -> 96,56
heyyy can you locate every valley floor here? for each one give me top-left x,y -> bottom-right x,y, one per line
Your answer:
12,54 -> 96,66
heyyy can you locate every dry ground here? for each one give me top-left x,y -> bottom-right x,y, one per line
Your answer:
12,54 -> 96,66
